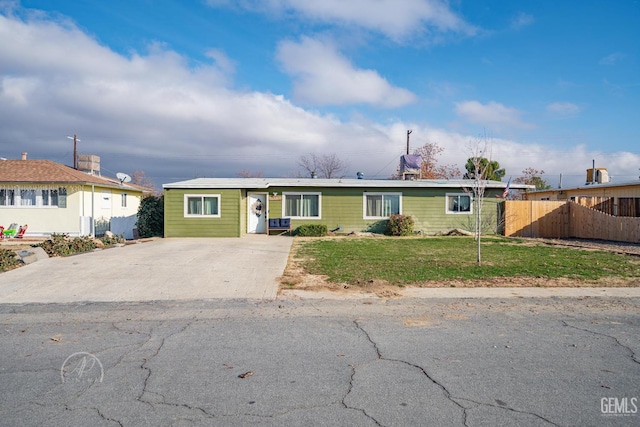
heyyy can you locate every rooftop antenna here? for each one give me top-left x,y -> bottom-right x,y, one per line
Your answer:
406,130 -> 413,155
116,172 -> 132,184
66,134 -> 80,169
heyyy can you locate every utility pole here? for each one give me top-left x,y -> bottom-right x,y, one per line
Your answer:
406,129 -> 412,155
67,134 -> 80,169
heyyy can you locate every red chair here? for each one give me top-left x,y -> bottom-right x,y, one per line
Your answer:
0,226 -> 4,239
16,224 -> 28,239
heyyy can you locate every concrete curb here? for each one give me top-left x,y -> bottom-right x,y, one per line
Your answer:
279,287 -> 640,300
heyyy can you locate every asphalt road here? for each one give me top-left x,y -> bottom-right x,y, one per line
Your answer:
1,297 -> 638,426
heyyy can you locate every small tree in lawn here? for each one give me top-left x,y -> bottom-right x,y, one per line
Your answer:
463,137 -> 500,265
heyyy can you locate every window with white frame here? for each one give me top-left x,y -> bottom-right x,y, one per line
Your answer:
184,194 -> 220,217
121,193 -> 127,207
0,187 -> 66,208
20,189 -> 36,206
363,192 -> 401,219
283,192 -> 320,218
41,188 -> 64,207
446,193 -> 472,213
0,189 -> 15,206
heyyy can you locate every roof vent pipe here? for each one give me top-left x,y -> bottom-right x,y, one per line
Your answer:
311,171 -> 317,179
356,172 -> 364,179
21,152 -> 27,160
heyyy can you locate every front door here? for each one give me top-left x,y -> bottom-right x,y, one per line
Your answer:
248,193 -> 267,234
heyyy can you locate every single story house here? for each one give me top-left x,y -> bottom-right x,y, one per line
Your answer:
0,155 -> 151,238
163,177 -> 532,237
526,180 -> 640,217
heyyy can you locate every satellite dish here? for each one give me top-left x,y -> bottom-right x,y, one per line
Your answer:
116,172 -> 132,183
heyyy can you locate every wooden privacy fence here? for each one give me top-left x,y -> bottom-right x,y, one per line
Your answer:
502,200 -> 640,243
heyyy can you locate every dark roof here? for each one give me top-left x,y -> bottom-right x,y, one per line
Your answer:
0,159 -> 150,193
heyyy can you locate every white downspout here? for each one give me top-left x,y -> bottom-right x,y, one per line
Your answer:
91,184 -> 95,237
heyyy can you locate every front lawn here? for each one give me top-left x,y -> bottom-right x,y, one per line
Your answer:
292,237 -> 640,286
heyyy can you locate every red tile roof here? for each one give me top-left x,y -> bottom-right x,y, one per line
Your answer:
0,160 -> 150,193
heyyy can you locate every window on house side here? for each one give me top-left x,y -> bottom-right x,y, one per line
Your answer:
121,193 -> 127,208
283,193 -> 320,218
41,188 -> 60,206
184,194 -> 221,217
0,189 -> 15,206
20,189 -> 36,206
364,193 -> 401,218
446,194 -> 472,214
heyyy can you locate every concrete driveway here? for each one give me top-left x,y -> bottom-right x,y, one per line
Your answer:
0,237 -> 293,303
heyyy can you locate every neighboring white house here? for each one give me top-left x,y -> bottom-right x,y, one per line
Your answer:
0,154 -> 151,238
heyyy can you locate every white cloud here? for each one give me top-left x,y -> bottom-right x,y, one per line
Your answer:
547,102 -> 582,116
454,100 -> 534,130
510,12 -> 534,30
599,52 -> 626,66
207,0 -> 477,41
276,36 -> 416,107
1,9 -> 638,188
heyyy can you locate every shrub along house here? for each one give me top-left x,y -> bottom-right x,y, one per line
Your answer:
162,177 -> 531,237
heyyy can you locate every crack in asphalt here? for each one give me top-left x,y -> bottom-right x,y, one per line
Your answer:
57,404 -> 125,427
352,319 -> 467,426
341,362 -> 383,426
455,397 -> 560,426
351,320 -> 565,426
562,320 -> 640,365
135,321 -> 220,419
94,406 -> 125,427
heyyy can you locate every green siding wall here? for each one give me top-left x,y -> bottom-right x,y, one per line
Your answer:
266,187 -> 504,235
165,186 -> 504,237
164,188 -> 242,237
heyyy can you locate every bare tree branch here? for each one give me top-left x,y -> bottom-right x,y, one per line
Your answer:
298,153 -> 349,178
236,170 -> 264,178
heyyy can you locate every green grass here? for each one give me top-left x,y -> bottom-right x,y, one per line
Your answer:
295,237 -> 640,285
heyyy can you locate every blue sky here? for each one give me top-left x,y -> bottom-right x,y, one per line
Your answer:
1,0 -> 639,187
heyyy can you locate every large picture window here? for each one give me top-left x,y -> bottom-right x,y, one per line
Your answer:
184,194 -> 221,217
364,193 -> 401,218
446,193 -> 472,214
283,193 -> 320,218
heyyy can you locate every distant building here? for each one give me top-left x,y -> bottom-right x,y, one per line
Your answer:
526,168 -> 640,217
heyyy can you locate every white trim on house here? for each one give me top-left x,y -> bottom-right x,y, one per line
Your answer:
164,177 -> 532,191
0,187 -> 67,208
362,192 -> 402,219
445,193 -> 473,214
183,194 -> 221,218
281,192 -> 322,219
